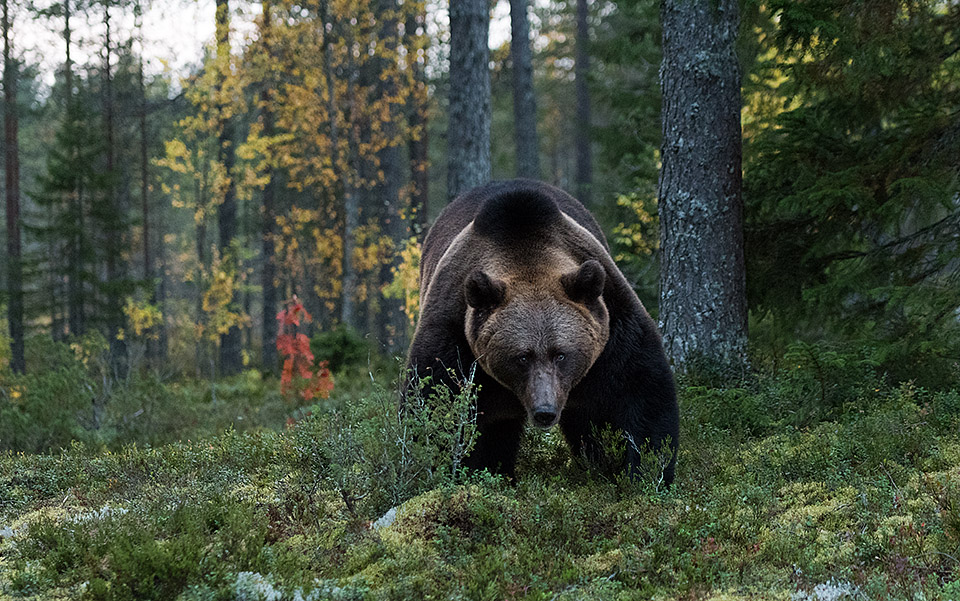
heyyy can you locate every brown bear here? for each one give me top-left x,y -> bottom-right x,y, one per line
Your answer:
406,179 -> 678,484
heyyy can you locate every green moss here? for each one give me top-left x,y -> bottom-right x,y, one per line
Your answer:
2,361 -> 959,600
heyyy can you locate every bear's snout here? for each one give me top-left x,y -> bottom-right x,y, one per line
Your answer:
528,368 -> 563,429
532,407 -> 559,428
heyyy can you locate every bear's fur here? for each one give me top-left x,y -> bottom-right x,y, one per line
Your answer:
406,179 -> 679,483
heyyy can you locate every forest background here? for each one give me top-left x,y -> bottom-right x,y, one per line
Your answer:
1,0 -> 958,385
2,0 -> 960,599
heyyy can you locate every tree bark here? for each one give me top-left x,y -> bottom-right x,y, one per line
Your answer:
103,0 -> 128,379
369,0 -> 408,353
447,0 -> 491,200
341,62 -> 361,332
406,7 -> 429,237
136,0 -> 160,363
658,0 -> 747,373
195,198 -> 206,375
510,0 -> 540,179
64,0 -> 85,339
574,0 -> 592,205
259,0 -> 278,372
320,6 -> 358,331
3,0 -> 24,373
216,0 -> 242,375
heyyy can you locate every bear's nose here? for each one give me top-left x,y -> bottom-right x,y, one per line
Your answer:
533,408 -> 558,428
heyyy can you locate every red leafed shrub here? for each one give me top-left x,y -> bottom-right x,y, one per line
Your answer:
276,297 -> 334,402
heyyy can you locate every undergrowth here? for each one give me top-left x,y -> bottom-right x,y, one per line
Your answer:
1,342 -> 959,600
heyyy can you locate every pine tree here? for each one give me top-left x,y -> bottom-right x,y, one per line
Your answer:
574,0 -> 592,204
447,0 -> 491,199
510,0 -> 540,179
3,0 -> 24,373
100,0 -> 130,378
257,0 -> 278,371
33,90 -> 101,341
216,0 -> 243,375
658,0 -> 747,373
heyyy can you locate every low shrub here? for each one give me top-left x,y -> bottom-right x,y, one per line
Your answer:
291,367 -> 481,518
0,335 -> 107,453
2,343 -> 959,600
310,327 -> 372,373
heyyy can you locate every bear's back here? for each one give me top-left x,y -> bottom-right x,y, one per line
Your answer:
421,180 -> 609,290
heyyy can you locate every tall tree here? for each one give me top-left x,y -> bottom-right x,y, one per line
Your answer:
574,0 -> 592,204
237,0 -> 424,341
258,0 -> 278,370
216,0 -> 242,374
313,0 -> 361,331
406,2 -> 429,235
64,0 -> 84,339
136,0 -> 161,362
3,0 -> 24,373
101,0 -> 129,378
658,0 -> 747,372
341,24 -> 362,331
372,0 -> 408,352
510,0 -> 539,179
744,0 -> 960,383
447,0 -> 491,199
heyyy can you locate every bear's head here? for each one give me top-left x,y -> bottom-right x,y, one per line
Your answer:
463,259 -> 610,429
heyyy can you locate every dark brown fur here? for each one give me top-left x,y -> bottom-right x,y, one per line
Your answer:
406,179 -> 679,483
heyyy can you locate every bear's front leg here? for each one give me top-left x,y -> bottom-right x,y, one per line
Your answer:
559,408 -> 612,468
464,417 -> 525,479
624,428 -> 678,488
561,406 -> 678,487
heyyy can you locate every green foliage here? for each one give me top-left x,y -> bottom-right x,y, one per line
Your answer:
3,349 -> 960,600
0,336 -> 340,453
30,78 -> 139,341
17,499 -> 267,601
310,327 -> 372,373
743,0 -> 960,384
290,368 -> 480,518
0,334 -> 106,453
591,0 -> 661,188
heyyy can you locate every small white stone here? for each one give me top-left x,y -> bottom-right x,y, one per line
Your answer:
372,506 -> 398,530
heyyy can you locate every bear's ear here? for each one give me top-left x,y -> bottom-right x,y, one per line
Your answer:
465,270 -> 506,310
562,260 -> 606,304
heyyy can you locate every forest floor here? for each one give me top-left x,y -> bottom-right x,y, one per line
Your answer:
2,360 -> 960,600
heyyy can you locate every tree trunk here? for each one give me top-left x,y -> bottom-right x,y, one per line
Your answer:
137,0 -> 160,363
510,0 -> 540,180
377,141 -> 406,353
216,0 -> 242,375
447,0 -> 491,200
3,0 -> 24,373
195,205 -> 206,375
324,8 -> 359,332
64,0 -> 71,99
406,7 -> 429,237
259,0 -> 278,372
658,0 -> 747,373
341,69 -> 360,332
156,231 -> 169,361
103,0 -> 128,379
370,0 -> 408,353
64,0 -> 85,338
574,0 -> 592,205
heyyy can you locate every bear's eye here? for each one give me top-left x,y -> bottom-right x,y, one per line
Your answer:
555,353 -> 566,363
517,354 -> 530,365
